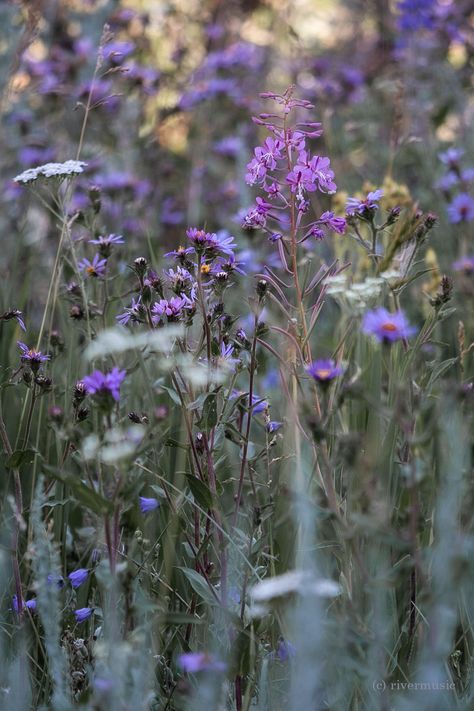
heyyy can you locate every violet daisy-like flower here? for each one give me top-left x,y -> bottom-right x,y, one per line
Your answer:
346,189 -> 384,216
116,297 -> 144,326
178,652 -> 227,673
165,266 -> 194,293
362,307 -> 416,343
307,359 -> 344,383
151,295 -> 193,324
1,309 -> 26,331
139,496 -> 160,514
74,607 -> 93,623
452,255 -> 474,274
164,245 -> 194,262
186,228 -> 237,257
68,568 -> 89,589
17,342 -> 50,371
83,367 -> 126,402
89,233 -> 124,257
79,253 -> 107,278
447,193 -> 474,224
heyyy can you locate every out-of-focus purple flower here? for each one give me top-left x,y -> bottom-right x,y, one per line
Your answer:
47,573 -> 65,588
12,596 -> 37,613
362,307 -> 416,343
275,639 -> 296,662
228,586 -> 241,605
103,40 -> 135,65
447,193 -> 474,223
139,496 -> 160,514
74,607 -> 93,623
178,652 -> 227,673
18,146 -> 56,167
214,136 -> 243,157
307,359 -> 344,382
346,189 -> 384,216
68,568 -> 89,589
439,147 -> 464,168
83,368 -> 126,402
453,256 -> 474,274
1,309 -> 26,331
266,421 -> 283,433
18,342 -> 50,370
79,254 -> 107,278
161,198 -> 184,225
436,172 -> 459,192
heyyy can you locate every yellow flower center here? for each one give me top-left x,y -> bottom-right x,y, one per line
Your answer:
381,322 -> 397,332
201,264 -> 211,274
316,368 -> 331,379
86,266 -> 96,275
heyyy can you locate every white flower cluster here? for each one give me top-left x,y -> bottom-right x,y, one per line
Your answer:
13,160 -> 87,184
324,270 -> 401,309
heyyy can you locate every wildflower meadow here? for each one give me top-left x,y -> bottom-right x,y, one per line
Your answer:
0,1 -> 473,709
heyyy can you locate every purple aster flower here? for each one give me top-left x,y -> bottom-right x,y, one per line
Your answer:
186,228 -> 237,257
74,607 -> 93,623
78,254 -> 107,278
178,652 -> 227,673
447,193 -> 474,223
83,367 -> 126,402
139,496 -> 160,514
307,359 -> 344,382
17,342 -> 50,371
164,245 -> 194,262
452,256 -> 474,274
165,266 -> 194,293
276,639 -> 296,662
346,189 -> 384,216
1,309 -> 26,331
89,234 -> 124,257
151,295 -> 194,324
217,342 -> 240,369
362,307 -> 416,343
68,568 -> 89,589
116,297 -> 144,326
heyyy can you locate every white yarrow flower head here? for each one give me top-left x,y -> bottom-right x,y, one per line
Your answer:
250,570 -> 341,603
13,160 -> 87,185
